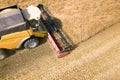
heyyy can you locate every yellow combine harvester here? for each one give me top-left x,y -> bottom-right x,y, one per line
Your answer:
0,4 -> 72,60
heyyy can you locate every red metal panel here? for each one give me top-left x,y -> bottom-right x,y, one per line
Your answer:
48,32 -> 69,58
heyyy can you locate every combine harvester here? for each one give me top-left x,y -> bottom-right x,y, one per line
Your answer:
0,4 -> 72,60
38,4 -> 72,58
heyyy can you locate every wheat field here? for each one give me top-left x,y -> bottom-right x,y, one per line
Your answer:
0,0 -> 120,80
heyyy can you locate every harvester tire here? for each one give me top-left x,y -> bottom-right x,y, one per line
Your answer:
24,38 -> 39,49
0,49 -> 7,60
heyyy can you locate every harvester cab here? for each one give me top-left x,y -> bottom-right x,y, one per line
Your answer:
0,4 -> 72,60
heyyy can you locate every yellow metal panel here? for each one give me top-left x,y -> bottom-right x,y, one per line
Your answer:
1,30 -> 30,40
33,31 -> 47,37
0,29 -> 31,49
0,27 -> 47,49
0,36 -> 29,49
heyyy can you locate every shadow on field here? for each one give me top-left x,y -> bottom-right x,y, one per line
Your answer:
4,49 -> 16,57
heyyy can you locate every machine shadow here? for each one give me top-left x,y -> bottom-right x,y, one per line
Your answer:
4,49 -> 16,57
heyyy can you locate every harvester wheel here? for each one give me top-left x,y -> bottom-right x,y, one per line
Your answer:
0,49 -> 7,60
24,38 -> 39,49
